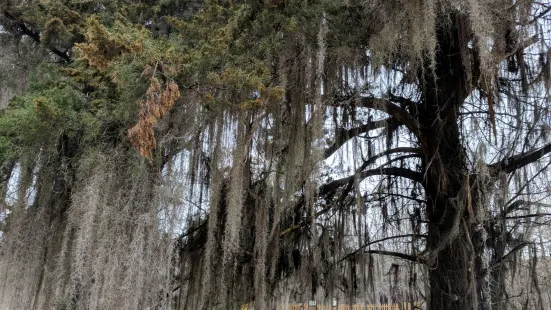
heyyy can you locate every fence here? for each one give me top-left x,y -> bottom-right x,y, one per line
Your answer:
241,302 -> 421,310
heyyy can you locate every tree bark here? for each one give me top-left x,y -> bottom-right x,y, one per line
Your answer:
418,13 -> 478,310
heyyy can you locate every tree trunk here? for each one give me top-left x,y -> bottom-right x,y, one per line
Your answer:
418,13 -> 479,310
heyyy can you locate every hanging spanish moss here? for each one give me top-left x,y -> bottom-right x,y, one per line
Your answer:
1,0 -> 551,309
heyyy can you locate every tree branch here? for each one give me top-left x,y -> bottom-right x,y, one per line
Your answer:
489,142 -> 551,174
333,234 -> 427,267
325,117 -> 395,158
3,11 -> 71,63
490,242 -> 531,269
319,167 -> 423,197
505,200 -> 551,215
360,147 -> 421,170
357,96 -> 419,137
364,250 -> 426,264
177,220 -> 207,243
505,213 -> 551,220
280,148 -> 422,238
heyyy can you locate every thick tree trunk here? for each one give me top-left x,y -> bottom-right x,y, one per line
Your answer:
422,147 -> 476,310
418,13 -> 480,310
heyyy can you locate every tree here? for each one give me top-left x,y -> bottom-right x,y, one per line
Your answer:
0,0 -> 551,309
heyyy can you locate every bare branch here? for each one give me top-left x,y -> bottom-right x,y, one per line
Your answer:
364,250 -> 426,264
333,234 -> 427,267
281,148 -> 422,238
490,242 -> 532,269
319,167 -> 423,197
489,142 -> 551,174
505,200 -> 551,215
360,147 -> 421,169
325,117 -> 394,158
505,213 -> 551,220
357,96 -> 419,136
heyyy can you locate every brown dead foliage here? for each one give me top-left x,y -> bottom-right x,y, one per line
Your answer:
128,79 -> 180,159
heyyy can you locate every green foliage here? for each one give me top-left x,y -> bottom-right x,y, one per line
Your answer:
0,0 -> 332,160
0,63 -> 85,160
